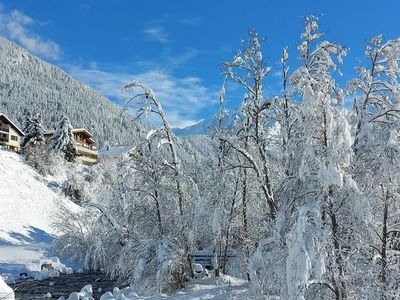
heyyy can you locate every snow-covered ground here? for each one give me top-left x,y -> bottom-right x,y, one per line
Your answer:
0,276 -> 14,300
64,275 -> 251,300
0,150 -> 79,281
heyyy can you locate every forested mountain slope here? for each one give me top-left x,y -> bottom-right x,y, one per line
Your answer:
0,36 -> 146,147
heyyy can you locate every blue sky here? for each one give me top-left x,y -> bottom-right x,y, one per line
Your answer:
1,0 -> 400,128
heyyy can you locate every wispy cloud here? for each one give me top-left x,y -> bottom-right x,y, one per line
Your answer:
179,16 -> 204,26
64,64 -> 217,128
143,26 -> 169,43
129,48 -> 203,72
272,70 -> 282,78
0,5 -> 61,60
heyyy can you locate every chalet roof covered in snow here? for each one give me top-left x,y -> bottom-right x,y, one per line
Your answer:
45,128 -> 95,143
0,113 -> 24,136
72,128 -> 93,138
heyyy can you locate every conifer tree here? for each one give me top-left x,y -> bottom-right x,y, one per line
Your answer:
21,113 -> 46,152
49,115 -> 77,162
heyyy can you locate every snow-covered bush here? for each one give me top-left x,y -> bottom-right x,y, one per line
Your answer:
60,165 -> 96,205
61,173 -> 88,205
250,238 -> 286,297
120,238 -> 188,295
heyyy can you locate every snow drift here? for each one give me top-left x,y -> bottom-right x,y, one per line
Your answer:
0,276 -> 14,299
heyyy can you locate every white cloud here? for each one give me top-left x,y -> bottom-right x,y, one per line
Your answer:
272,70 -> 282,78
64,65 -> 217,128
143,26 -> 169,43
0,6 -> 61,60
179,16 -> 204,26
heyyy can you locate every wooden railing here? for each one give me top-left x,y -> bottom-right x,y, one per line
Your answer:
76,144 -> 98,156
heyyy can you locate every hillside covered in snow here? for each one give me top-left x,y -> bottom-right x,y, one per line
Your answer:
0,37 -> 147,147
0,150 -> 79,279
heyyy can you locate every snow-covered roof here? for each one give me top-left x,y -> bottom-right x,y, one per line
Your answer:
0,113 -> 24,136
45,128 -> 95,144
72,128 -> 93,138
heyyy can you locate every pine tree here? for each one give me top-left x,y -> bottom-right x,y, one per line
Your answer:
21,113 -> 46,152
20,113 -> 50,174
21,110 -> 31,134
49,115 -> 77,162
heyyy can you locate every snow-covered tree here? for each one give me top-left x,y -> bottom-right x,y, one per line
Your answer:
222,30 -> 277,219
21,113 -> 46,151
55,81 -> 204,293
287,16 -> 353,300
213,30 -> 287,281
249,16 -> 357,299
348,35 -> 400,298
20,113 -> 51,174
349,35 -> 400,154
48,115 -> 77,162
122,81 -> 187,219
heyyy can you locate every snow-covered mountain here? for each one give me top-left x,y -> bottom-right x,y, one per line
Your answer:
0,36 -> 146,147
173,117 -> 215,136
173,110 -> 238,136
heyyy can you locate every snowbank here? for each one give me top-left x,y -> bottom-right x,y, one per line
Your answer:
98,274 -> 246,299
30,257 -> 73,280
0,276 -> 14,300
60,285 -> 93,300
100,287 -> 139,300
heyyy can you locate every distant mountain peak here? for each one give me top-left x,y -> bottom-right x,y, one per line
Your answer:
173,109 -> 239,136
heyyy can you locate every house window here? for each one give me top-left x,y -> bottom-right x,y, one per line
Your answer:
11,135 -> 18,141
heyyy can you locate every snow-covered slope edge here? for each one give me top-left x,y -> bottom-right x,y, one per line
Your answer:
0,150 -> 79,244
0,150 -> 80,280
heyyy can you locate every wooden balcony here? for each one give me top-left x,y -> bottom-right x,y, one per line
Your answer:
76,143 -> 98,165
76,143 -> 98,156
0,127 -> 9,134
